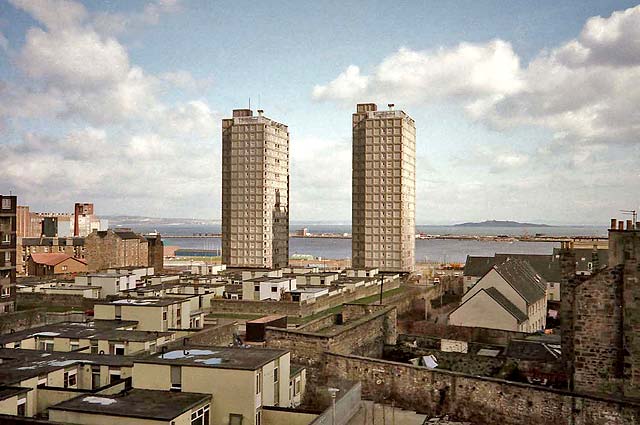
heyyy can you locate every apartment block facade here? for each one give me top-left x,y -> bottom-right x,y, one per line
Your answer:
0,195 -> 16,313
85,228 -> 149,272
352,103 -> 416,272
222,109 -> 289,269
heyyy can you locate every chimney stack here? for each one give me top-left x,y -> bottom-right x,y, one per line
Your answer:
257,109 -> 264,117
388,103 -> 395,111
627,220 -> 634,230
619,220 -> 625,231
611,219 -> 618,230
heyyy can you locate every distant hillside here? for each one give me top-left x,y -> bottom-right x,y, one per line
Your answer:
454,220 -> 552,228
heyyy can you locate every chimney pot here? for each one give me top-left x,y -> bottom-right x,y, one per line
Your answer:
611,219 -> 617,230
257,109 -> 264,116
627,220 -> 634,230
619,221 -> 625,231
388,103 -> 395,110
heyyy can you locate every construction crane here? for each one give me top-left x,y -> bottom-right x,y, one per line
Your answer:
620,209 -> 638,227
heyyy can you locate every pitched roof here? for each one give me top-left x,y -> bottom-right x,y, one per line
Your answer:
29,253 -> 86,266
465,253 -> 561,282
484,287 -> 528,323
494,258 -> 547,304
463,256 -> 495,277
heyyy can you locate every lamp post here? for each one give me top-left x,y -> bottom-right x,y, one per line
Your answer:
328,387 -> 340,425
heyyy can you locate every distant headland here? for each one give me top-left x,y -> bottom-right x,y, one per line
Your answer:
453,220 -> 553,228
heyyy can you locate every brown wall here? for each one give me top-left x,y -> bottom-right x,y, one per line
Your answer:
85,230 -> 148,272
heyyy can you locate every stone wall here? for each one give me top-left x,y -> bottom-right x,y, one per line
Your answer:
186,322 -> 237,346
264,306 -> 397,383
17,293 -> 97,310
324,352 -> 640,425
209,279 -> 401,318
0,308 -> 47,334
397,321 -> 529,345
573,266 -> 624,395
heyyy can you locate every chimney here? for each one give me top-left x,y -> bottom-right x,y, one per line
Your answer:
257,109 -> 264,117
611,219 -> 618,230
619,220 -> 625,231
627,220 -> 634,230
388,103 -> 395,111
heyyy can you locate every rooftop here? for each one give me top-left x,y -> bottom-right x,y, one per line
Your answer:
0,348 -> 133,386
493,259 -> 547,304
29,253 -> 86,266
138,345 -> 288,370
0,386 -> 30,401
50,389 -> 210,421
484,287 -> 528,323
97,297 -> 187,307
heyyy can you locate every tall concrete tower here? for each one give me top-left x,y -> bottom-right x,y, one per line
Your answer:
352,103 -> 416,272
222,109 -> 289,269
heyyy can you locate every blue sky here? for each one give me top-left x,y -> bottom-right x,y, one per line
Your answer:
1,0 -> 639,224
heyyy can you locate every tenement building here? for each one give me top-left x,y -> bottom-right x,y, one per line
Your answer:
0,194 -> 16,313
561,218 -> 640,398
85,228 -> 149,272
222,109 -> 289,269
352,103 -> 416,272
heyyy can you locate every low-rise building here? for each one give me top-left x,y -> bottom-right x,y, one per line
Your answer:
26,253 -> 87,277
242,277 -> 296,301
49,389 -> 211,425
133,345 -> 297,425
449,259 -> 547,332
18,236 -> 85,276
75,272 -> 137,296
0,321 -> 173,356
94,297 -> 205,331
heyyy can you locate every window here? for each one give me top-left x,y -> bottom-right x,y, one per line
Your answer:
64,370 -> 77,388
229,413 -> 243,425
254,285 -> 260,292
70,339 -> 79,351
1,198 -> 11,209
91,366 -> 101,389
61,265 -> 68,271
1,233 -> 9,244
271,287 -> 278,293
37,375 -> 47,386
90,339 -> 98,354
17,397 -> 26,416
191,404 -> 210,425
109,367 -> 121,384
256,372 -> 262,394
171,366 -> 181,391
162,310 -> 168,321
40,340 -> 54,352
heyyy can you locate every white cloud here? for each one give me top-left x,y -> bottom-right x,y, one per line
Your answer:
92,0 -> 182,36
160,70 -> 213,92
0,0 -> 219,217
0,32 -> 8,52
315,5 -> 640,149
313,40 -> 522,104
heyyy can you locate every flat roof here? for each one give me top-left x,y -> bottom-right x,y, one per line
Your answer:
0,348 -> 134,386
96,297 -> 187,307
0,386 -> 30,401
0,321 -> 149,345
137,345 -> 288,370
50,389 -> 210,421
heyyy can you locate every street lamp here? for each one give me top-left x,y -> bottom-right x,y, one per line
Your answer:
328,387 -> 340,425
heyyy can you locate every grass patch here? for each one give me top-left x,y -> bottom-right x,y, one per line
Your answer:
350,287 -> 406,305
205,312 -> 265,320
17,304 -> 84,313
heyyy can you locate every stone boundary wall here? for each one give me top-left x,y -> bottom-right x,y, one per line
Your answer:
0,308 -> 47,334
397,321 -> 530,345
324,352 -> 640,425
17,293 -> 97,311
209,279 -> 401,318
185,322 -> 237,346
309,382 -> 362,425
297,313 -> 338,332
265,307 -> 397,383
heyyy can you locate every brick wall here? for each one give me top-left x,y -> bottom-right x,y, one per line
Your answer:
324,352 -> 640,425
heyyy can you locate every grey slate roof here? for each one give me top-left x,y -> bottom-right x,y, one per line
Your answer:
465,253 -> 562,283
484,287 -> 528,323
493,258 -> 547,305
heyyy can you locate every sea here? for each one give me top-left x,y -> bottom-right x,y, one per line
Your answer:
119,223 -> 608,264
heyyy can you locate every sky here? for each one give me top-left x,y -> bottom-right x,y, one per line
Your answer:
0,0 -> 639,225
